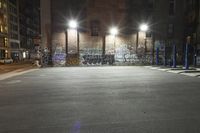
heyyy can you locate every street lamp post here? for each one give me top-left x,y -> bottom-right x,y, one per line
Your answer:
138,24 -> 149,54
109,27 -> 119,54
65,30 -> 68,56
77,30 -> 80,55
140,24 -> 149,32
66,20 -> 79,64
185,36 -> 190,70
173,44 -> 177,68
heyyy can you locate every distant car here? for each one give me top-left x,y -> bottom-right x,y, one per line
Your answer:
0,58 -> 13,64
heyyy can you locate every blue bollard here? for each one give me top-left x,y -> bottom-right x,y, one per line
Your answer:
185,43 -> 189,70
151,48 -> 154,65
173,44 -> 177,68
164,45 -> 166,66
193,47 -> 197,67
194,54 -> 197,67
156,47 -> 159,65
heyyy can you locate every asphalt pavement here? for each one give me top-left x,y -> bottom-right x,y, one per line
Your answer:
0,66 -> 200,133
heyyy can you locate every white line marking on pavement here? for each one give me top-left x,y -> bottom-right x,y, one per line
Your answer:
150,67 -> 160,70
146,66 -> 200,78
39,74 -> 46,77
6,80 -> 21,84
158,68 -> 169,71
0,69 -> 39,81
180,73 -> 200,77
167,70 -> 184,74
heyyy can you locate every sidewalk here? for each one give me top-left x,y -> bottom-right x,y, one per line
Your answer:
0,61 -> 39,80
145,66 -> 200,78
0,61 -> 34,74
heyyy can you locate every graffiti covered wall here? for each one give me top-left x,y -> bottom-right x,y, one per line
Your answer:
51,31 -> 153,66
52,32 -> 66,66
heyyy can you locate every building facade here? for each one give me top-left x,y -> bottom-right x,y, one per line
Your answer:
183,0 -> 200,65
19,0 -> 40,59
0,0 -> 9,59
41,0 -> 154,66
0,0 -> 20,61
41,0 -> 200,66
7,0 -> 20,61
0,0 -> 40,61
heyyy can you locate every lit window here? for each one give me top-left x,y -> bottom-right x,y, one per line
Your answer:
0,25 -> 3,32
4,26 -> 7,32
3,3 -> 6,8
4,38 -> 8,47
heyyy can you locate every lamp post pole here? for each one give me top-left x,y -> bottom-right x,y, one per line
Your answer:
67,19 -> 78,64
173,44 -> 177,68
156,47 -> 159,65
65,30 -> 68,64
164,44 -> 166,66
136,31 -> 139,54
139,23 -> 149,56
77,30 -> 79,55
114,35 -> 116,54
144,37 -> 147,55
102,35 -> 106,56
185,36 -> 190,70
109,27 -> 118,55
185,43 -> 189,70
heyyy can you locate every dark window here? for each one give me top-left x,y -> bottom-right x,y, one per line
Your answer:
0,50 -> 5,58
146,32 -> 152,38
10,33 -> 18,39
9,0 -> 17,5
169,0 -> 175,16
89,0 -> 95,7
10,42 -> 19,48
90,20 -> 100,36
168,23 -> 174,37
0,38 -> 5,47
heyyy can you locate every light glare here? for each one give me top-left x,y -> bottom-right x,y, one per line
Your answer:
140,24 -> 148,32
68,20 -> 78,29
110,27 -> 119,35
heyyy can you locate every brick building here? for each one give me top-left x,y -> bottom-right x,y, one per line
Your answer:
0,0 -> 9,59
183,0 -> 200,65
41,0 -> 200,66
0,0 -> 40,61
41,0 -> 154,66
0,0 -> 20,60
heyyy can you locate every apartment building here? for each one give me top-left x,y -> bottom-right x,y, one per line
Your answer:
0,0 -> 8,59
8,0 -> 20,61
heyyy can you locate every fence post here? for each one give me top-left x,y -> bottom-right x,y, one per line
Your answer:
164,45 -> 166,66
185,43 -> 189,70
193,47 -> 197,67
173,44 -> 177,68
156,47 -> 159,65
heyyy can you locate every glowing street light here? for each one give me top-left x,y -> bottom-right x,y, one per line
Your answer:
66,19 -> 79,64
136,24 -> 149,54
139,24 -> 149,32
109,27 -> 119,36
68,20 -> 78,29
109,27 -> 119,55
